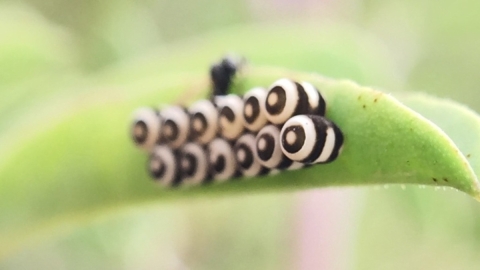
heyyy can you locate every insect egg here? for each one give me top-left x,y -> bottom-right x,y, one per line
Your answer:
189,99 -> 218,144
301,81 -> 326,116
255,125 -> 301,169
160,106 -> 190,149
207,138 -> 239,182
280,115 -> 344,164
179,143 -> 210,186
148,145 -> 182,187
215,94 -> 245,140
130,107 -> 161,151
243,87 -> 269,132
234,133 -> 269,177
264,78 -> 309,125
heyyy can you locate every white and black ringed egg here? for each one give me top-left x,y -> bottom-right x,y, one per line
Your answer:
130,107 -> 162,151
179,143 -> 210,186
207,138 -> 238,182
301,81 -> 326,116
242,87 -> 269,132
280,115 -> 344,164
188,99 -> 218,144
264,78 -> 309,125
215,94 -> 245,140
160,105 -> 190,149
255,125 -> 302,169
148,145 -> 182,187
234,133 -> 269,177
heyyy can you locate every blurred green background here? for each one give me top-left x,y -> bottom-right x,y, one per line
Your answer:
2,0 -> 480,269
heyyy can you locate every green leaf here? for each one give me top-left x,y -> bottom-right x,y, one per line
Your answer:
0,3 -> 79,85
2,22 -> 480,262
399,93 -> 480,184
1,66 -> 480,259
0,3 -> 84,133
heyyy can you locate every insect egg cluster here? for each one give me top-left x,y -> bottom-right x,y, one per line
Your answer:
130,77 -> 344,188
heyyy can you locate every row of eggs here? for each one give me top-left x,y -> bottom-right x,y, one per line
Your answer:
130,78 -> 344,187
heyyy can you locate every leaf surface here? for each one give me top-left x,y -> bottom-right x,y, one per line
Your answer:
2,23 -> 480,261
1,67 -> 480,260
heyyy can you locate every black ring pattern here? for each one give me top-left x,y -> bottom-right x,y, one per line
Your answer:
256,133 -> 275,162
191,113 -> 208,137
281,125 -> 306,154
163,119 -> 179,142
235,144 -> 254,169
220,106 -> 235,122
326,121 -> 344,163
182,153 -> 198,177
244,96 -> 260,124
148,155 -> 165,179
212,155 -> 226,173
303,116 -> 328,163
132,121 -> 148,144
266,86 -> 287,115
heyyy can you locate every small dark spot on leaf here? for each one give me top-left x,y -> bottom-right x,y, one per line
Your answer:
443,178 -> 449,182
467,154 -> 471,158
432,178 -> 438,183
374,98 -> 378,103
362,105 -> 366,109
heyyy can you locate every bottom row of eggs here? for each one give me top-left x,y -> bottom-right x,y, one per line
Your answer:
148,115 -> 344,187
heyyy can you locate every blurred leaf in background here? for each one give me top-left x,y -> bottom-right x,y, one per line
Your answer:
0,2 -> 79,84
359,0 -> 480,108
2,0 -> 480,269
17,0 -> 252,70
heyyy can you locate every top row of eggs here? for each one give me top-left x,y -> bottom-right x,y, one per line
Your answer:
131,78 -> 327,151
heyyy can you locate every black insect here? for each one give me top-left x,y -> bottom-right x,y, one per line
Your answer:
210,55 -> 245,97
